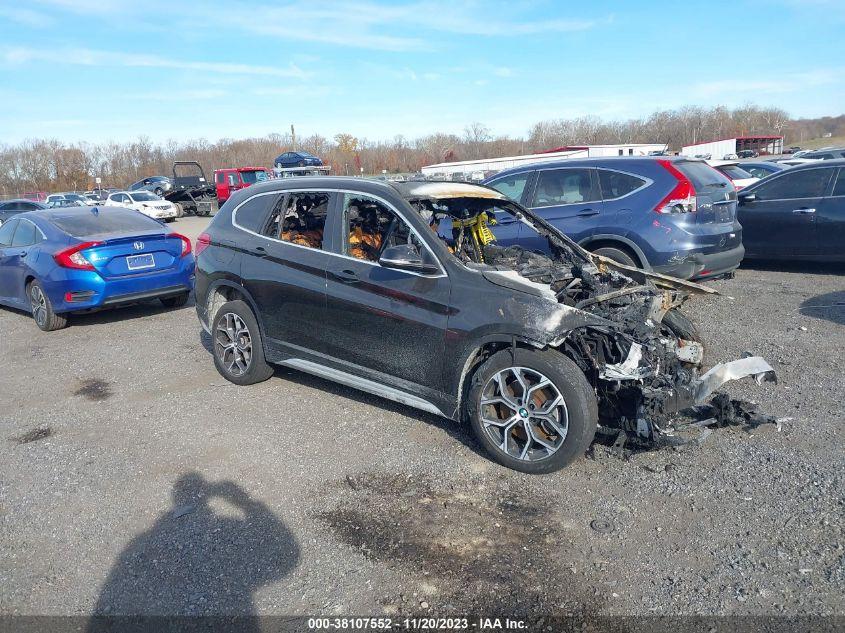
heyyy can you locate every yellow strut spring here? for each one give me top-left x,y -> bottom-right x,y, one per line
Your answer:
452,213 -> 497,262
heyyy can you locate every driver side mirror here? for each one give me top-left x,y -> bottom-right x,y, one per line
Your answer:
379,244 -> 440,274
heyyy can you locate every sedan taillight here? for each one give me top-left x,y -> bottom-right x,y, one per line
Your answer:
170,232 -> 192,257
54,241 -> 102,270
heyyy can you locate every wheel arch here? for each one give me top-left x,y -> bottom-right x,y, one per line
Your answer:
453,335 -> 547,421
579,234 -> 650,269
204,280 -> 266,338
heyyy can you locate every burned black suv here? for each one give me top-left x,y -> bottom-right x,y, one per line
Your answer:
195,178 -> 775,473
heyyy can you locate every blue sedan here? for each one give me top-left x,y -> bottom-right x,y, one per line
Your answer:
0,206 -> 195,331
274,151 -> 323,168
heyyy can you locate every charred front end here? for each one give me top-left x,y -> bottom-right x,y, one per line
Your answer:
400,183 -> 777,446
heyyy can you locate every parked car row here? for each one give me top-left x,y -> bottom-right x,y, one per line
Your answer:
3,163 -> 836,474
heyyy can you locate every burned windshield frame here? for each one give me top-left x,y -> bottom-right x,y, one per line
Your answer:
404,194 -> 590,267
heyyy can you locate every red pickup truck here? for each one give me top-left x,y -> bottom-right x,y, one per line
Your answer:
214,167 -> 269,205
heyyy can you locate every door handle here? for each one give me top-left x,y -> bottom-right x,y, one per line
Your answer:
792,208 -> 816,214
335,269 -> 359,284
576,208 -> 599,217
253,246 -> 268,257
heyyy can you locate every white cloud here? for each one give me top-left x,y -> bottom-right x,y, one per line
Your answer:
1,46 -> 308,78
0,6 -> 54,27
692,68 -> 844,98
224,1 -> 607,51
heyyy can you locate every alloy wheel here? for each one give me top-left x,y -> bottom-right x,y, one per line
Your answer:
479,366 -> 568,462
215,312 -> 253,377
30,285 -> 47,328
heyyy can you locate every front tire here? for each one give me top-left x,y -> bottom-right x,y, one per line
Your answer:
211,300 -> 274,385
466,348 -> 597,474
28,280 -> 67,331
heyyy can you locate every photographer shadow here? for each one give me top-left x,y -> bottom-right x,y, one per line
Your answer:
88,472 -> 300,632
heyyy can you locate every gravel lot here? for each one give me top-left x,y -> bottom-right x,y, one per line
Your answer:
1,215 -> 843,623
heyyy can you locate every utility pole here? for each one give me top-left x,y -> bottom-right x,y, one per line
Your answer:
291,124 -> 296,150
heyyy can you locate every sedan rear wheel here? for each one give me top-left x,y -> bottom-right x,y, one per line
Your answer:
28,281 -> 67,331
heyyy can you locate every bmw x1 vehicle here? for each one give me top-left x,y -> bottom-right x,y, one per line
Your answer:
195,178 -> 775,473
0,206 -> 195,331
484,157 -> 744,280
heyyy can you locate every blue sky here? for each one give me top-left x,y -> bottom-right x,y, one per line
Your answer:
1,0 -> 843,144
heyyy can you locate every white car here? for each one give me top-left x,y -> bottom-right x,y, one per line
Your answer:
706,160 -> 760,191
45,192 -> 92,207
106,190 -> 178,221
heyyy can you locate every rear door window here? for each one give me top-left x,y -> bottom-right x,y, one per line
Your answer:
276,193 -> 330,249
754,168 -> 834,200
598,170 -> 646,199
532,169 -> 599,207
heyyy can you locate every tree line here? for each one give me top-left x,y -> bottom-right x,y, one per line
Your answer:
1,104 -> 842,196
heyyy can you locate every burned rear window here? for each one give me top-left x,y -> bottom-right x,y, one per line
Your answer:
675,161 -> 732,189
48,210 -> 163,237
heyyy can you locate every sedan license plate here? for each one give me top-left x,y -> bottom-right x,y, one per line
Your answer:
126,253 -> 155,270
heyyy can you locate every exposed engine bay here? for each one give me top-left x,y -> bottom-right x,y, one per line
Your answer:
404,184 -> 778,449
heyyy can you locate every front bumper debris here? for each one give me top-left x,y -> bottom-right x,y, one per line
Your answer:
694,356 -> 777,403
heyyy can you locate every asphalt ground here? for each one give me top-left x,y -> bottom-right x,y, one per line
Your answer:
1,215 -> 842,625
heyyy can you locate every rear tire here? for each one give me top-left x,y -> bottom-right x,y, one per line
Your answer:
28,280 -> 67,331
211,300 -> 274,385
160,292 -> 189,309
591,245 -> 639,268
466,348 -> 597,474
